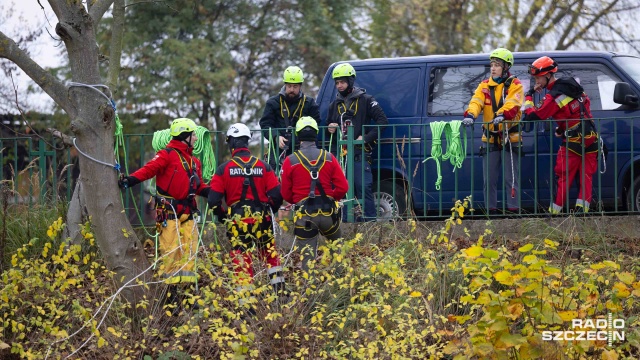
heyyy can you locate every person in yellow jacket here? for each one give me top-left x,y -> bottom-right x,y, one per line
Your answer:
462,48 -> 524,215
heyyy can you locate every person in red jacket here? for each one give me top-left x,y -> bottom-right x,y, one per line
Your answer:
119,118 -> 210,310
522,56 -> 599,213
207,123 -> 286,303
281,117 -> 349,273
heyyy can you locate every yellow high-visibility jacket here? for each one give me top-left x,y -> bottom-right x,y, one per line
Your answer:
465,76 -> 524,145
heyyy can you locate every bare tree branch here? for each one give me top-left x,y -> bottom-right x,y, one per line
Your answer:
562,0 -> 620,49
107,0 -> 125,93
89,0 -> 115,26
555,0 -> 584,50
0,30 -> 74,116
47,127 -> 75,147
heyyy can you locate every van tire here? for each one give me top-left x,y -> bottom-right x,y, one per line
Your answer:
374,181 -> 408,220
626,176 -> 640,212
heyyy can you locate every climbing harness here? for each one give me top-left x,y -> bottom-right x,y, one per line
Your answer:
292,149 -> 338,217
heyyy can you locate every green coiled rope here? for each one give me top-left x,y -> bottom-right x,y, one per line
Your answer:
422,120 -> 467,190
442,120 -> 466,169
151,126 -> 216,183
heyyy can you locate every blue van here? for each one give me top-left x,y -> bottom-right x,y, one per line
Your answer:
316,51 -> 640,218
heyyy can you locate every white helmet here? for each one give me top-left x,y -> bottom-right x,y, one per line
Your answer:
226,123 -> 252,138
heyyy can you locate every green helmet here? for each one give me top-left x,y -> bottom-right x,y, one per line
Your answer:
283,66 -> 304,83
489,48 -> 514,67
169,118 -> 197,137
295,116 -> 319,134
332,63 -> 356,79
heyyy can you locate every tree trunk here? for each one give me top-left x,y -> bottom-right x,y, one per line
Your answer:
57,1 -> 151,306
63,180 -> 87,245
0,0 -> 151,306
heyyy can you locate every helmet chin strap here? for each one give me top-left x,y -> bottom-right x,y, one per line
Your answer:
183,132 -> 193,149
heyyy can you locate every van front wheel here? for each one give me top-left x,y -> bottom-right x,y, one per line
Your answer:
374,181 -> 408,220
626,176 -> 640,212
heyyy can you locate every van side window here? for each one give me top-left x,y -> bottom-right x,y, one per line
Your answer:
429,64 -> 530,116
354,68 -> 421,117
428,66 -> 485,116
553,64 -> 623,111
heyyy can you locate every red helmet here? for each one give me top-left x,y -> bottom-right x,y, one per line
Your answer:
528,56 -> 558,76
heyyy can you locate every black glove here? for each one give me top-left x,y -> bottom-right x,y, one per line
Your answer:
118,175 -> 139,189
555,127 -> 565,138
213,205 -> 227,220
525,86 -> 535,97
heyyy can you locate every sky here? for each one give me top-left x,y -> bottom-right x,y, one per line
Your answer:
1,0 -> 60,112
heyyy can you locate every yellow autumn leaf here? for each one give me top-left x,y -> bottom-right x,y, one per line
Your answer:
617,272 -> 635,285
494,271 -> 514,286
506,303 -> 524,320
464,245 -> 484,258
518,244 -> 534,253
602,260 -> 620,269
613,282 -> 631,298
97,337 -> 106,348
544,238 -> 558,249
601,349 -> 619,360
557,310 -> 578,321
483,249 -> 499,259
409,291 -> 422,298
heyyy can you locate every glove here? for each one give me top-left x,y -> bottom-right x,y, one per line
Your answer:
525,88 -> 535,97
492,115 -> 504,125
213,205 -> 228,220
118,175 -> 139,189
462,117 -> 475,126
555,127 -> 564,138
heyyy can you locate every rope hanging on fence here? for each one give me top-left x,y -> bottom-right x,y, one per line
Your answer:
151,126 -> 216,183
442,120 -> 466,169
422,120 -> 467,190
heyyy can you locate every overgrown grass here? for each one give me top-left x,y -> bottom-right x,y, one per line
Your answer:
0,186 -> 66,269
1,199 -> 640,359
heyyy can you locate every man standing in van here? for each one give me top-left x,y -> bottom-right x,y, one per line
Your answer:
521,56 -> 598,214
260,66 -> 321,169
326,63 -> 389,222
462,48 -> 524,216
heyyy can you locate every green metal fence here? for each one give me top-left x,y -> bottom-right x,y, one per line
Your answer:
2,116 -> 638,225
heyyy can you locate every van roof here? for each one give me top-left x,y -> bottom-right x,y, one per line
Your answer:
333,50 -> 625,67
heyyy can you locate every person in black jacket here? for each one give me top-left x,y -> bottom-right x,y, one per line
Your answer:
326,63 -> 388,222
259,66 -> 321,168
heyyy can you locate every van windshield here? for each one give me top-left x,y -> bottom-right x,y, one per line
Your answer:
613,56 -> 640,86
